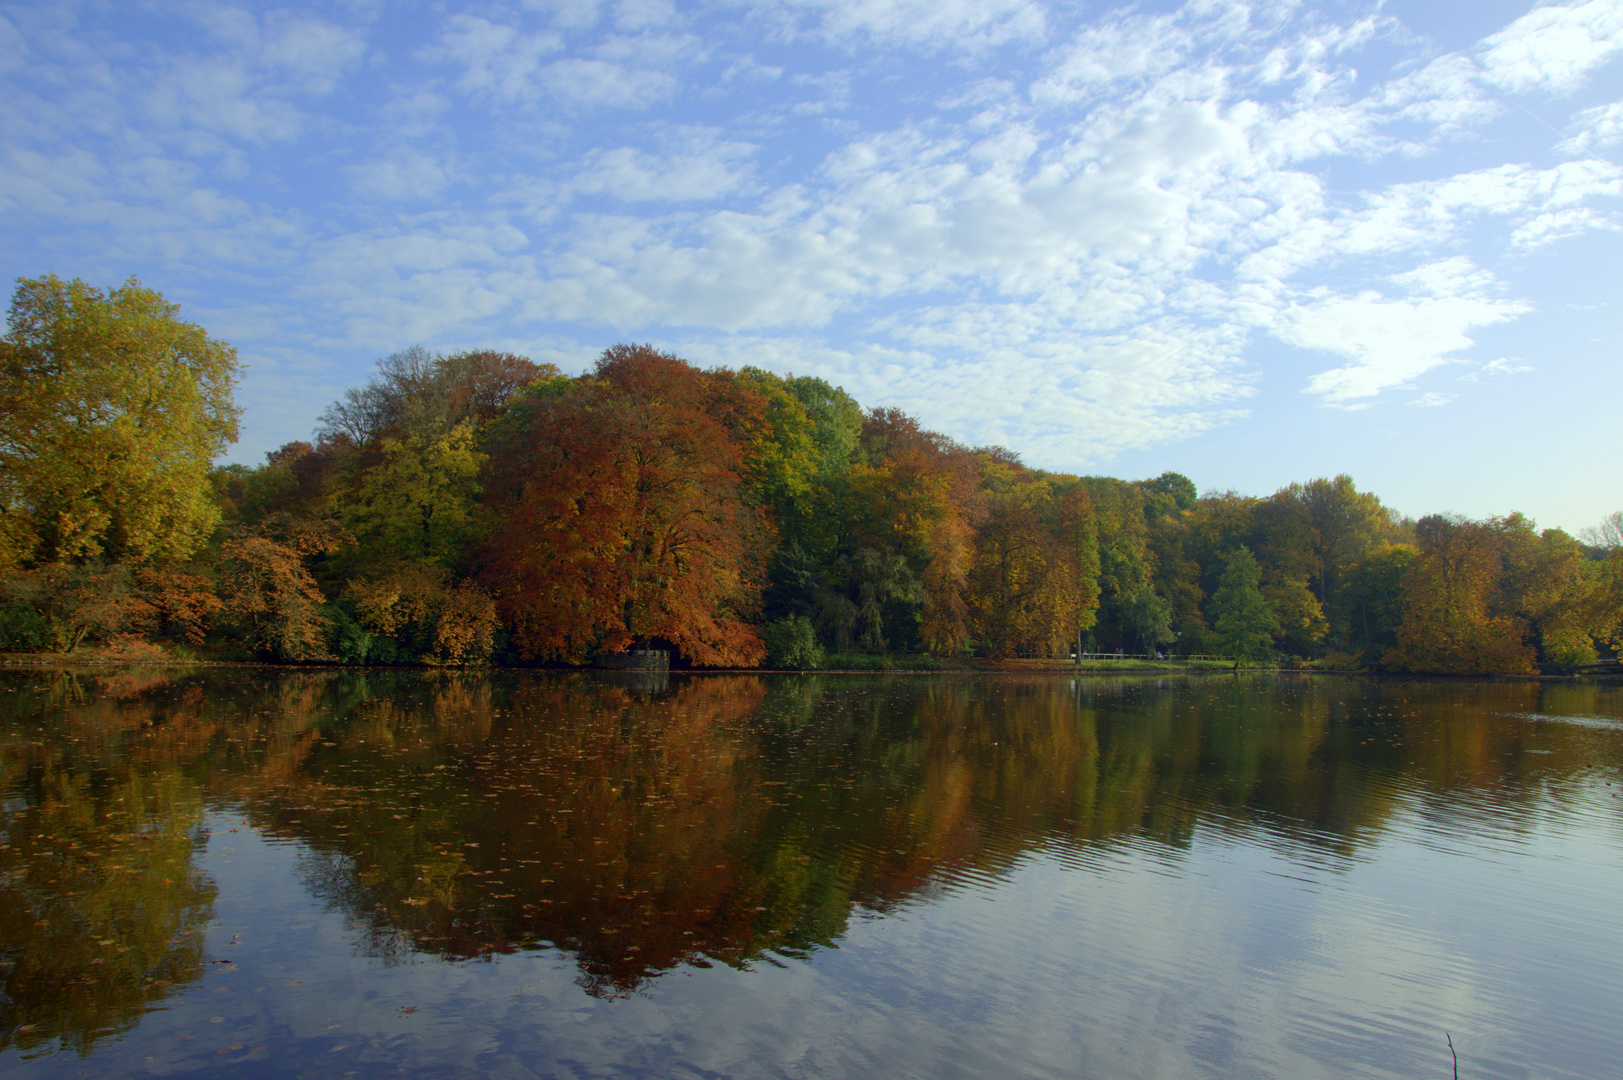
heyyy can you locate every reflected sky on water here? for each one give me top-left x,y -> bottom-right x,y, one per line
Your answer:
1,669 -> 1621,1079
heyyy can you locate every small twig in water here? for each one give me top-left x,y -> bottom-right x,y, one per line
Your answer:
1446,1032 -> 1458,1080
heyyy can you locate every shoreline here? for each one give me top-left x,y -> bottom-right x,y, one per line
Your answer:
3,652 -> 1617,682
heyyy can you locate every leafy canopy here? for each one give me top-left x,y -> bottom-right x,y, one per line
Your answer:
1208,546 -> 1280,660
0,275 -> 241,569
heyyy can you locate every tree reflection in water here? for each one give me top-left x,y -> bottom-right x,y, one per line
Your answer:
0,671 -> 216,1055
2,667 -> 1619,1033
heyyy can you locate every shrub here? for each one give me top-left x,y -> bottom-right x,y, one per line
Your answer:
322,604 -> 373,665
0,600 -> 48,650
759,615 -> 825,669
346,564 -> 497,665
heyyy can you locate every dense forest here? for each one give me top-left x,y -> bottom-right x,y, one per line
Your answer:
3,276 -> 1620,674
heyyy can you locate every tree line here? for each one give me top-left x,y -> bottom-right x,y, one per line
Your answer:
2,275 -> 1620,673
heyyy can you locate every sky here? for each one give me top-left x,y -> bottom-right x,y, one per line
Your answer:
2,0 -> 1620,533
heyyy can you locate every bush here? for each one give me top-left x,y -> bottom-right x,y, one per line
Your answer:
0,562 -> 158,652
0,600 -> 48,650
323,604 -> 373,665
346,565 -> 497,666
759,615 -> 825,669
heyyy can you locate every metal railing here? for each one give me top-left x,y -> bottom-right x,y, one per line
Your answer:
1072,652 -> 1242,662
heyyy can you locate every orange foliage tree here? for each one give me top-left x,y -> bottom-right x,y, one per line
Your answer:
216,514 -> 355,662
1,562 -> 159,653
478,346 -> 769,666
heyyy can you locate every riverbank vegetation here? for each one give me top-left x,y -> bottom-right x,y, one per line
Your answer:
3,276 -> 1621,675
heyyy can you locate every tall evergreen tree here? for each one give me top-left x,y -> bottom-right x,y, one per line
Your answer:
1208,547 -> 1279,659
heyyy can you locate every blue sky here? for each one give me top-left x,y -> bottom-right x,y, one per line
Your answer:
3,0 -> 1620,532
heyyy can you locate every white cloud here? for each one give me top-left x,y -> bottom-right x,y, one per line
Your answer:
1370,53 -> 1500,135
1558,99 -> 1623,154
1478,0 -> 1623,95
425,18 -> 691,109
761,0 -> 1046,51
142,58 -> 310,143
344,152 -> 455,202
519,0 -> 608,32
1459,356 -> 1536,383
255,13 -> 370,93
426,15 -> 566,101
135,10 -> 366,143
1284,272 -> 1530,403
613,0 -> 679,32
8,0 -> 1623,471
0,12 -> 26,76
1033,12 -> 1193,105
572,132 -> 756,202
682,326 -> 1251,466
540,56 -> 679,109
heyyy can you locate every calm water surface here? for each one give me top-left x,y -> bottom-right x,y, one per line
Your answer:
1,669 -> 1620,1079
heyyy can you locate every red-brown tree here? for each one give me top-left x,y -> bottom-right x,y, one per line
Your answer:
478,346 -> 769,666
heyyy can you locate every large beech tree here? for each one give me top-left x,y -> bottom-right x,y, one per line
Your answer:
479,346 -> 769,667
0,275 -> 241,569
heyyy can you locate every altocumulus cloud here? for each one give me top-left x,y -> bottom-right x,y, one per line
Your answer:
0,0 -> 1621,468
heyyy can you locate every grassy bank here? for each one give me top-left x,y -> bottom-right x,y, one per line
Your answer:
946,656 -> 1252,673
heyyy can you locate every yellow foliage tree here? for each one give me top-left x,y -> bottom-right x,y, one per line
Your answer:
1386,515 -> 1535,675
0,275 -> 240,570
332,421 -> 485,568
347,563 -> 497,665
964,459 -> 1085,659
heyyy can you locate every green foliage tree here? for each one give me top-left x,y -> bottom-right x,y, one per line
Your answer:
1136,471 -> 1197,519
1492,516 -> 1619,668
1288,475 -> 1393,643
1078,477 -> 1156,651
1119,585 -> 1176,655
786,376 -> 862,478
1208,547 -> 1279,660
5,283 -> 1595,676
0,275 -> 241,570
965,460 -> 1083,658
210,441 -> 339,529
1341,542 -> 1416,652
736,367 -> 821,519
760,615 -> 825,669
1054,483 -> 1102,648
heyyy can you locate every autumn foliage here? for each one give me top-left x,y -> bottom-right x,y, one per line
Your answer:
478,346 -> 769,666
347,564 -> 497,666
217,515 -> 355,662
3,273 -> 1621,673
1385,514 -> 1623,675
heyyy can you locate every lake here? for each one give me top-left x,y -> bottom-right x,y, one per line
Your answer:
1,668 -> 1620,1079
